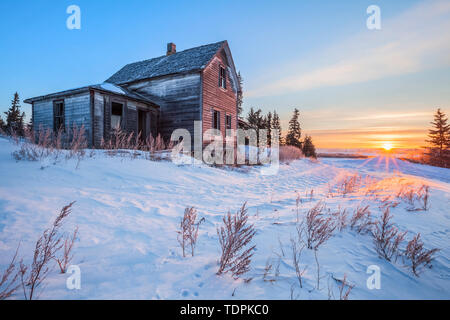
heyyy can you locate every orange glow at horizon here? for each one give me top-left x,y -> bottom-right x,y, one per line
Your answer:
307,127 -> 428,149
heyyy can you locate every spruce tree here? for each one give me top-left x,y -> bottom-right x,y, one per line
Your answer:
4,92 -> 25,136
285,108 -> 302,149
271,111 -> 283,145
246,107 -> 265,141
426,108 -> 450,167
265,111 -> 272,146
0,115 -> 5,132
302,135 -> 317,158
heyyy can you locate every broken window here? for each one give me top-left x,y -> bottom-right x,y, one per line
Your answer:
111,102 -> 123,129
213,110 -> 220,131
53,100 -> 65,132
219,66 -> 226,89
226,114 -> 232,136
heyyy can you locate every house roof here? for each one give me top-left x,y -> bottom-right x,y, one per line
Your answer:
105,41 -> 227,85
24,83 -> 159,107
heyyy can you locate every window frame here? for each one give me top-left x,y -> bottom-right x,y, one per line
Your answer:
111,101 -> 124,130
219,65 -> 227,89
53,100 -> 65,132
213,109 -> 221,131
225,114 -> 232,136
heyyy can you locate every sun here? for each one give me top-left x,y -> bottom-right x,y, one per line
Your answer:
382,142 -> 393,151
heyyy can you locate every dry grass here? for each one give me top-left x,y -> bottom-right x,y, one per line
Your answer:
12,125 -> 87,167
279,145 -> 303,164
404,233 -> 439,277
349,204 -> 374,234
262,257 -> 280,283
336,274 -> 354,300
337,174 -> 362,197
332,206 -> 348,232
290,237 -> 307,289
55,227 -> 79,273
372,208 -> 407,262
217,202 -> 256,279
100,127 -> 173,159
303,201 -> 335,250
0,245 -> 21,300
177,207 -> 204,257
20,202 -> 75,300
11,125 -> 175,166
397,184 -> 430,211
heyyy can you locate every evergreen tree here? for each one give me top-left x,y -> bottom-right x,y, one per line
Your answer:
237,72 -> 244,116
0,115 -> 5,132
4,92 -> 25,136
285,108 -> 302,149
246,108 -> 263,129
265,111 -> 272,146
246,107 -> 265,141
302,135 -> 317,158
426,108 -> 450,167
271,110 -> 283,145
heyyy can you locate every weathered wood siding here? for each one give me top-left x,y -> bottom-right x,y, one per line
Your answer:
202,49 -> 237,141
33,99 -> 54,130
93,91 -> 104,147
92,91 -> 159,147
32,92 -> 92,144
123,73 -> 201,142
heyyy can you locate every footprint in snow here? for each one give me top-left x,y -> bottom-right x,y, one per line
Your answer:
181,289 -> 190,297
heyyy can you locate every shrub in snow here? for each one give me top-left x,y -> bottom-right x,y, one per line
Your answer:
217,202 -> 256,279
372,208 -> 407,262
12,125 -> 87,167
337,274 -> 354,300
19,202 -> 75,300
290,237 -> 306,288
278,145 -> 303,164
56,227 -> 79,273
404,233 -> 439,277
350,204 -> 374,234
100,127 -> 173,160
338,174 -> 362,197
332,206 -> 348,232
396,184 -> 430,211
0,245 -> 20,300
303,201 -> 335,250
177,207 -> 204,257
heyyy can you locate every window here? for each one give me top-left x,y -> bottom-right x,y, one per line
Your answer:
219,66 -> 226,89
226,114 -> 232,136
213,110 -> 220,130
111,102 -> 123,129
53,100 -> 65,131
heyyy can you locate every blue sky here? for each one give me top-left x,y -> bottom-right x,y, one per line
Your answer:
0,0 -> 449,148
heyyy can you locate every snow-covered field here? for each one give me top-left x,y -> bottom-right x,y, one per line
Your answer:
0,136 -> 449,300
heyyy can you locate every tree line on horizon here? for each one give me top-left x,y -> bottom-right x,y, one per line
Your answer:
241,107 -> 317,158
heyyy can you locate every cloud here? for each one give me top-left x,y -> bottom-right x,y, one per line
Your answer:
247,0 -> 450,97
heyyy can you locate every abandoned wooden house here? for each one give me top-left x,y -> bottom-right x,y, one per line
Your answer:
24,40 -> 240,149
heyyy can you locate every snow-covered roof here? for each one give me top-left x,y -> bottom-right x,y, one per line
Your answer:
105,41 -> 226,85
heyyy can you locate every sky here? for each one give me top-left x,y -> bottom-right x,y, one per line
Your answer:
0,0 -> 449,149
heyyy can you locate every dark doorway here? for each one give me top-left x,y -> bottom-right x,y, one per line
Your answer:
111,102 -> 123,129
138,110 -> 150,140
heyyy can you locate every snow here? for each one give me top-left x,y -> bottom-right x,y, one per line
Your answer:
99,83 -> 126,95
0,136 -> 449,299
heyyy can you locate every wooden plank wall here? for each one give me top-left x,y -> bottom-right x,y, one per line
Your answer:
202,49 -> 238,143
33,92 -> 92,144
93,91 -> 104,147
123,73 -> 201,143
